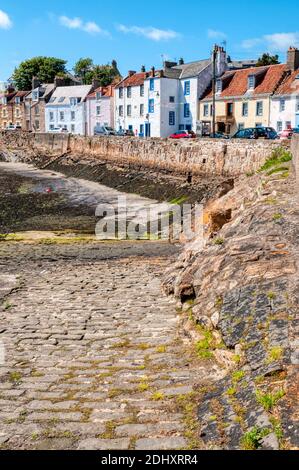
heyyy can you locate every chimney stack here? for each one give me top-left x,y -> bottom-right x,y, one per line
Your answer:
151,66 -> 155,77
141,65 -> 146,72
287,47 -> 299,71
179,58 -> 184,65
91,78 -> 101,90
128,70 -> 136,77
32,77 -> 40,90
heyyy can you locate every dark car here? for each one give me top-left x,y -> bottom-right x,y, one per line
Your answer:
116,129 -> 135,137
232,127 -> 278,140
209,132 -> 229,139
293,127 -> 299,134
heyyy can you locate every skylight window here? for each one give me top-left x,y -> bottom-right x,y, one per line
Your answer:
58,97 -> 65,103
248,75 -> 255,89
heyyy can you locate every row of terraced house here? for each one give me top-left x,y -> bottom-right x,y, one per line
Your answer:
1,46 -> 299,137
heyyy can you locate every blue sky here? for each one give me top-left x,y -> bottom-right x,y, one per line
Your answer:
1,0 -> 299,81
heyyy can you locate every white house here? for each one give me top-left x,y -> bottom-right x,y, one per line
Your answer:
45,85 -> 92,135
86,85 -> 114,136
270,50 -> 299,132
114,46 -> 227,138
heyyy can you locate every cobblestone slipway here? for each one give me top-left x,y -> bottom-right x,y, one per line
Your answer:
0,242 -> 223,450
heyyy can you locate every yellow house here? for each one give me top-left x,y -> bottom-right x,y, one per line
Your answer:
199,63 -> 288,135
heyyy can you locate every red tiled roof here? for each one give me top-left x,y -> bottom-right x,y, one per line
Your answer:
275,68 -> 299,95
14,91 -> 29,97
203,64 -> 288,100
87,85 -> 114,99
0,91 -> 17,102
115,72 -> 147,88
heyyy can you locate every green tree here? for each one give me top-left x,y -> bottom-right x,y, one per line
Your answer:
256,53 -> 280,66
12,57 -> 67,90
73,58 -> 94,84
73,58 -> 121,86
93,64 -> 121,87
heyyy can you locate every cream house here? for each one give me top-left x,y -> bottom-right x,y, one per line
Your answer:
199,63 -> 288,136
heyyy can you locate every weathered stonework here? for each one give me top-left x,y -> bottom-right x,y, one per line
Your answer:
163,136 -> 299,449
0,131 -> 289,177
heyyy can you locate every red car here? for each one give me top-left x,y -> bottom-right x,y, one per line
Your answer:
279,129 -> 293,140
169,130 -> 196,139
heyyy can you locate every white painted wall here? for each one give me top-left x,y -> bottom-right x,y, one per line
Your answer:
270,95 -> 299,131
86,96 -> 113,136
115,83 -> 145,134
45,103 -> 87,135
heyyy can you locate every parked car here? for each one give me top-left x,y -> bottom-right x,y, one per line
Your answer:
49,126 -> 68,133
279,129 -> 293,140
209,132 -> 229,139
116,129 -> 135,137
169,130 -> 196,139
232,127 -> 278,140
94,125 -> 116,136
6,124 -> 21,131
292,127 -> 299,134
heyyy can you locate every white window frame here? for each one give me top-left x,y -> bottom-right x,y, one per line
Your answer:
280,99 -> 286,112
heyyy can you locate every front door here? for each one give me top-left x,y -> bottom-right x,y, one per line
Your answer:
145,123 -> 151,137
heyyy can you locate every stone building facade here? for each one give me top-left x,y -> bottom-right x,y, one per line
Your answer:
0,89 -> 29,130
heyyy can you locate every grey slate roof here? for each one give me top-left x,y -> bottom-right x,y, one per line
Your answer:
47,85 -> 92,106
172,59 -> 211,78
26,84 -> 55,101
227,59 -> 257,70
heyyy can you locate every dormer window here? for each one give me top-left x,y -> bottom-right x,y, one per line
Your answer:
15,97 -> 21,105
70,97 -> 78,106
1,97 -> 7,105
32,91 -> 39,101
216,79 -> 222,94
96,92 -> 102,101
248,75 -> 255,89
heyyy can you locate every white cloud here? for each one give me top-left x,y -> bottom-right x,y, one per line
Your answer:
0,10 -> 12,29
242,32 -> 299,52
207,29 -> 227,40
59,15 -> 109,36
117,24 -> 180,41
264,32 -> 299,51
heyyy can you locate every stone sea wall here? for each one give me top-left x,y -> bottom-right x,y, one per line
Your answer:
0,131 -> 287,177
162,136 -> 298,449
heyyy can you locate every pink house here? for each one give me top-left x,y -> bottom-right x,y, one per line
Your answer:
86,85 -> 114,135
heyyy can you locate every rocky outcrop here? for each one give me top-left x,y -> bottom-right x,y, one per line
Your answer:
163,143 -> 299,450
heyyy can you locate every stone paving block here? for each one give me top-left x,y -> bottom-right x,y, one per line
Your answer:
135,437 -> 187,450
77,438 -> 130,450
